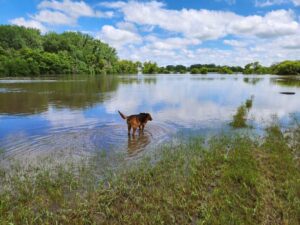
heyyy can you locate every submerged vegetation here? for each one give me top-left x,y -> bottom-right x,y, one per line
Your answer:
230,97 -> 254,128
1,25 -> 300,76
0,121 -> 299,224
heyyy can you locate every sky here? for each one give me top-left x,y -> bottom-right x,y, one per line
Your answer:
1,0 -> 300,66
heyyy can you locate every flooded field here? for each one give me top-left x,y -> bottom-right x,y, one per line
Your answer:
0,74 -> 299,160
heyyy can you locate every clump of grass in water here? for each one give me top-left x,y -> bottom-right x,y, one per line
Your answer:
0,120 -> 299,224
245,95 -> 254,110
230,96 -> 254,128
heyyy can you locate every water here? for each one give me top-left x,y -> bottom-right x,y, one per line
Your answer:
0,74 -> 299,160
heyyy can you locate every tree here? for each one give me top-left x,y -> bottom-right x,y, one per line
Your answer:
0,26 -> 120,76
219,66 -> 233,74
271,61 -> 300,75
142,61 -> 159,74
190,68 -> 200,74
117,60 -> 139,74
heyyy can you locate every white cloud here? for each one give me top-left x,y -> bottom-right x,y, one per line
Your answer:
292,0 -> 300,5
103,1 -> 299,40
116,21 -> 138,33
10,0 -> 114,30
98,1 -> 127,9
255,0 -> 288,7
144,36 -> 201,50
255,0 -> 300,6
97,25 -> 142,48
38,0 -> 106,18
32,10 -> 75,25
223,39 -> 249,48
32,0 -> 114,26
229,10 -> 299,38
10,17 -> 47,33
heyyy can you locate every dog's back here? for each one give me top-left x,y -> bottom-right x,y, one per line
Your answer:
118,111 -> 153,135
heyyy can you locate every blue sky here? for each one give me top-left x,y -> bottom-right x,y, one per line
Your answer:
1,0 -> 300,66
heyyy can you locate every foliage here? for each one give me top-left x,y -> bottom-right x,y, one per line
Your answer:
190,67 -> 208,74
0,25 -> 123,76
142,61 -> 159,74
271,60 -> 300,75
243,62 -> 271,75
230,97 -> 254,128
190,68 -> 200,74
116,60 -> 139,74
219,66 -> 233,74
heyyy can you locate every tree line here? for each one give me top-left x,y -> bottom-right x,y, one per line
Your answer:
0,25 -> 299,76
143,61 -> 300,75
0,25 -> 139,76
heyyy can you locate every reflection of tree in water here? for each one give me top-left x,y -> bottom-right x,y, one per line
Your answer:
119,77 -> 142,84
243,77 -> 263,85
127,133 -> 151,156
271,77 -> 300,87
119,76 -> 157,85
144,77 -> 157,84
0,75 -> 119,115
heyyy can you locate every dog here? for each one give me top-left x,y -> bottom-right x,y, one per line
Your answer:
118,111 -> 153,135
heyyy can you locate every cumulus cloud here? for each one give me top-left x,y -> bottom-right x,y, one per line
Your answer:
255,0 -> 300,6
255,0 -> 288,7
144,36 -> 201,50
292,0 -> 300,5
97,25 -> 142,48
229,10 -> 299,38
9,0 -> 300,66
10,17 -> 47,33
38,0 -> 113,19
96,1 -> 300,66
223,39 -> 250,48
32,10 -> 75,26
102,1 -> 299,40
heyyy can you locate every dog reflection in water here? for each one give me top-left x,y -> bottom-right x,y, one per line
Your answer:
118,111 -> 153,136
127,133 -> 150,156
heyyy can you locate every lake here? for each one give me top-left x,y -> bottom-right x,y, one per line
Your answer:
0,74 -> 299,161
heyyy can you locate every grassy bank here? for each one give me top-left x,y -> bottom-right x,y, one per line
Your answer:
0,123 -> 299,224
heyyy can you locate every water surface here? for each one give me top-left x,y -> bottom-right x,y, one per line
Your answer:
0,74 -> 299,160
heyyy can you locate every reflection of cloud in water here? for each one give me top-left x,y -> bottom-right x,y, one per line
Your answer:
104,75 -> 300,128
42,106 -> 99,130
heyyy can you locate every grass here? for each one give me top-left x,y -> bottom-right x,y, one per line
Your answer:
230,97 -> 254,128
0,123 -> 299,224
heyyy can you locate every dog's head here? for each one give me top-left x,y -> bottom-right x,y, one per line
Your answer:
147,113 -> 153,121
141,113 -> 153,121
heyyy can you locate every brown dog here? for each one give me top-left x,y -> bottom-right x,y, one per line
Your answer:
118,111 -> 153,135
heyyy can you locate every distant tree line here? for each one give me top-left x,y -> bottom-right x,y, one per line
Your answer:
143,61 -> 300,75
0,25 -> 299,76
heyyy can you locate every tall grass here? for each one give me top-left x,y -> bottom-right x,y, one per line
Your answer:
0,123 -> 299,224
230,97 -> 254,128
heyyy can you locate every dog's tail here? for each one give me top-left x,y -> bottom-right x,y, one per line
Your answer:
118,110 -> 127,119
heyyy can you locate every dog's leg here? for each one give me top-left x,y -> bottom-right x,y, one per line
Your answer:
132,127 -> 137,136
128,125 -> 131,135
142,125 -> 145,132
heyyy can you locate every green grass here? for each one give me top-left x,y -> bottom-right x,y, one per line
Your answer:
230,97 -> 254,128
0,123 -> 299,224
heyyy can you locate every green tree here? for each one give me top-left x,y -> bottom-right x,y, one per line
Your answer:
271,61 -> 300,75
190,68 -> 200,74
116,60 -> 139,74
142,61 -> 159,74
219,66 -> 233,74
